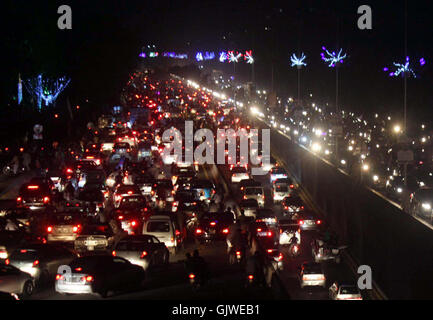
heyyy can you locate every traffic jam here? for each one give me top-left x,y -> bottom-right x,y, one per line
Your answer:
0,70 -> 362,300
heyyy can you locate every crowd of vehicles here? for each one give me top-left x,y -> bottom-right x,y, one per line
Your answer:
0,71 -> 361,300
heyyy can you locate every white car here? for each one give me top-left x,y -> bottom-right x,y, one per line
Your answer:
142,215 -> 180,254
272,181 -> 291,202
239,199 -> 259,218
0,264 -> 34,298
299,262 -> 326,289
231,167 -> 250,183
329,282 -> 363,300
269,167 -> 288,183
243,186 -> 265,207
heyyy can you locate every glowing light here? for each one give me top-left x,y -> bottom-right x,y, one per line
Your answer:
18,74 -> 22,105
148,52 -> 158,58
393,125 -> 402,133
290,52 -> 307,67
320,47 -> 347,67
244,50 -> 254,64
195,52 -> 203,61
219,51 -> 227,62
228,51 -> 242,63
384,56 -> 425,78
139,52 -> 146,58
24,74 -> 70,111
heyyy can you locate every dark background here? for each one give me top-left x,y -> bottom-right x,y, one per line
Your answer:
1,0 -> 433,141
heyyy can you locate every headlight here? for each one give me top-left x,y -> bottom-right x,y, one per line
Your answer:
311,143 -> 321,152
397,187 -> 403,193
422,203 -> 431,210
373,175 -> 379,182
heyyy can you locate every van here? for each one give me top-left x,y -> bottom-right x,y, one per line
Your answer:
142,215 -> 182,254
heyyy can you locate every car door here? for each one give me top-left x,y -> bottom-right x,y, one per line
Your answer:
0,265 -> 22,293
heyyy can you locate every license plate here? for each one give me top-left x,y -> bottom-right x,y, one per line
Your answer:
85,240 -> 98,246
258,232 -> 268,236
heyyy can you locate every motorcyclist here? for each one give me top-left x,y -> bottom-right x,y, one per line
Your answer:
228,227 -> 248,263
191,250 -> 209,285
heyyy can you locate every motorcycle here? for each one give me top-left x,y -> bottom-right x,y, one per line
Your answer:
288,243 -> 301,258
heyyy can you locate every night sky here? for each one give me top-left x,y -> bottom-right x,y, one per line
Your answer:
2,0 -> 433,124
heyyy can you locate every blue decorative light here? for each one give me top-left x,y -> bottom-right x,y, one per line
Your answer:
195,52 -> 204,61
18,74 -> 22,105
290,52 -> 307,67
320,46 -> 347,67
203,52 -> 215,60
163,52 -> 188,59
24,74 -> 70,111
139,52 -> 146,58
219,51 -> 227,62
383,56 -> 425,78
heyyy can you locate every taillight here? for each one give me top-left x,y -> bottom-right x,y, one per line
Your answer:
195,228 -> 203,234
210,221 -> 216,226
277,253 -> 283,261
236,251 -> 241,256
243,195 -> 247,200
56,274 -> 64,281
267,249 -> 273,253
248,274 -> 254,280
298,220 -> 304,225
81,275 -> 94,282
175,230 -> 181,236
257,228 -> 262,232
131,220 -> 137,227
5,259 -> 10,265
16,196 -> 22,203
33,260 -> 39,267
140,251 -> 148,258
290,184 -> 294,189
222,228 -> 229,234
73,225 -> 80,233
189,273 -> 195,279
66,168 -> 73,174
47,226 -> 53,233
267,231 -> 272,237
112,250 -> 116,256
118,215 -> 123,220
43,196 -> 50,204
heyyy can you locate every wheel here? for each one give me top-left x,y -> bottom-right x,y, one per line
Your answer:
21,281 -> 34,299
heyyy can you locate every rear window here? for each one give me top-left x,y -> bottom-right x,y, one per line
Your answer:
10,249 -> 38,261
275,185 -> 289,192
50,215 -> 80,225
245,187 -> 263,195
147,221 -> 170,233
120,196 -> 146,205
117,240 -> 151,251
303,264 -> 323,274
340,286 -> 359,294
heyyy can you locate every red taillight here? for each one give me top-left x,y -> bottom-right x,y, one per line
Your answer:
257,228 -> 262,232
66,168 -> 73,174
16,196 -> 22,203
127,191 -> 133,195
5,259 -> 10,265
316,220 -> 322,225
243,195 -> 247,200
56,274 -> 64,280
248,274 -> 254,280
236,251 -> 241,256
189,273 -> 195,279
175,230 -> 181,236
118,215 -> 123,220
210,221 -> 216,226
33,260 -> 39,267
131,221 -> 137,227
267,231 -> 272,237
140,251 -> 148,258
290,184 -> 294,189
75,267 -> 82,271
73,225 -> 80,233
27,185 -> 39,190
298,220 -> 304,225
222,228 -> 229,234
43,196 -> 50,204
195,228 -> 203,234
267,249 -> 273,253
47,226 -> 53,233
300,206 -> 304,210
277,253 -> 283,261
112,251 -> 116,256
81,276 -> 93,282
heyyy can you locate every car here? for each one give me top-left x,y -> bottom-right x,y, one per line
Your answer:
0,229 -> 37,260
193,212 -> 234,243
55,255 -> 145,297
6,243 -> 76,285
329,282 -> 363,300
152,179 -> 175,203
231,167 -> 250,183
239,199 -> 259,218
142,215 -> 182,254
299,262 -> 326,289
82,152 -> 103,167
74,224 -> 123,254
46,213 -> 83,242
290,211 -> 323,231
409,187 -> 433,218
281,195 -> 305,215
112,235 -> 169,270
82,169 -> 106,187
272,179 -> 293,202
114,195 -> 150,234
255,208 -> 277,227
172,166 -> 196,186
278,222 -> 301,245
190,179 -> 216,203
172,190 -> 200,213
269,167 -> 288,183
133,175 -> 155,196
77,184 -> 105,215
311,238 -> 345,264
242,185 -> 265,207
0,264 -> 34,299
16,182 -> 53,211
113,184 -> 142,208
